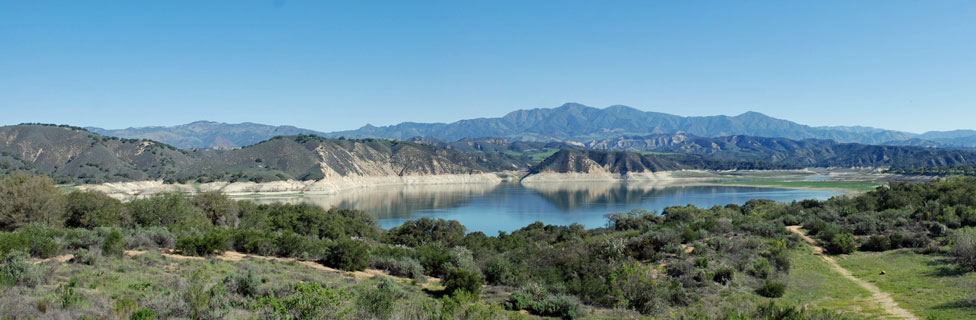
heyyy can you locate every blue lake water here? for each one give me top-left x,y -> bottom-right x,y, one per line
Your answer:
249,183 -> 841,234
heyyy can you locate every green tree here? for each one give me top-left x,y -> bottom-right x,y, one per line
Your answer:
65,190 -> 124,228
192,191 -> 238,227
0,174 -> 65,230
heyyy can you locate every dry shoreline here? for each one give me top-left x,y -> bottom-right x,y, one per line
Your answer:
77,169 -> 884,199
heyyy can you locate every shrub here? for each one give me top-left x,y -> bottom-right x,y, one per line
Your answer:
130,308 -> 155,320
64,190 -> 124,228
443,269 -> 484,298
356,278 -> 406,319
184,269 -> 229,320
860,235 -> 891,252
713,266 -> 735,285
126,193 -> 209,232
224,270 -> 259,297
72,247 -> 102,266
387,218 -> 465,247
102,229 -> 126,257
370,255 -> 425,280
505,286 -> 582,319
0,250 -> 43,287
0,226 -> 62,258
56,278 -> 83,308
756,280 -> 786,298
827,233 -> 856,254
126,227 -> 175,250
0,174 -> 65,231
483,255 -> 520,286
255,282 -> 347,319
175,231 -> 229,256
322,238 -> 369,271
952,228 -> 976,270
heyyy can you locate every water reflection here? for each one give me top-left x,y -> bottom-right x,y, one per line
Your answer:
239,183 -> 840,234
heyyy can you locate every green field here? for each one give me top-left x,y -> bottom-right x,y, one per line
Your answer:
835,249 -> 976,319
527,148 -> 560,162
781,246 -> 884,319
715,180 -> 882,192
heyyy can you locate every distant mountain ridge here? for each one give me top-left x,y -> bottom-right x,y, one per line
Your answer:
85,103 -> 976,149
87,121 -> 328,150
326,103 -> 920,144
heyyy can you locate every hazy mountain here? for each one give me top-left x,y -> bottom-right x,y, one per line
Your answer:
87,121 -> 328,149
327,103 -> 917,144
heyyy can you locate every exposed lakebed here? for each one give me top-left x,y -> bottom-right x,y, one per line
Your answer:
239,183 -> 841,234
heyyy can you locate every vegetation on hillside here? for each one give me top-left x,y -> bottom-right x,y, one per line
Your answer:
3,173 -> 976,318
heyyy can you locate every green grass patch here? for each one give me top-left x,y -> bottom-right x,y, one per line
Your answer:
528,148 -> 560,162
715,180 -> 881,191
782,245 -> 886,319
835,249 -> 976,319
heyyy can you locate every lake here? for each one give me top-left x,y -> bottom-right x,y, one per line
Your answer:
243,183 -> 841,234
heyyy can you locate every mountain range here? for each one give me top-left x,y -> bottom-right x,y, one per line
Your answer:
83,103 -> 976,150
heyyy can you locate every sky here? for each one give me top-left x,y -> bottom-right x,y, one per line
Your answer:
1,1 -> 974,133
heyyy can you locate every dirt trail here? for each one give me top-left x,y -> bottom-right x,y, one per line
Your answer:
786,226 -> 917,320
35,249 -> 440,288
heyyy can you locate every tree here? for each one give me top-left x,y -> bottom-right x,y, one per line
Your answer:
193,191 -> 238,227
65,190 -> 124,228
0,174 -> 64,231
386,218 -> 465,247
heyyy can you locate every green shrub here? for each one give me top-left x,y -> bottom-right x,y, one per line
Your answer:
952,227 -> 976,270
483,255 -> 520,286
827,233 -> 856,254
126,193 -> 209,232
192,191 -> 238,227
322,238 -> 369,271
130,308 -> 155,320
56,278 -> 83,308
387,218 -> 465,247
713,266 -> 735,285
504,286 -> 581,319
72,247 -> 102,266
0,174 -> 65,231
224,270 -> 259,297
65,190 -> 124,228
176,230 -> 229,256
255,282 -> 347,319
370,255 -> 425,280
0,250 -> 43,287
860,235 -> 891,252
102,229 -> 126,257
443,269 -> 484,298
756,280 -> 786,298
356,278 -> 406,319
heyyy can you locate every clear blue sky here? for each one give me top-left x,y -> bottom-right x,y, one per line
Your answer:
1,1 -> 973,133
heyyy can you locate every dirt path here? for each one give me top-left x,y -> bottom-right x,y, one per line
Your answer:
786,226 -> 917,320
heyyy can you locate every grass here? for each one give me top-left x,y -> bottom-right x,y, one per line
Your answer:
781,245 -> 886,319
714,180 -> 882,191
528,148 -> 560,162
835,249 -> 976,320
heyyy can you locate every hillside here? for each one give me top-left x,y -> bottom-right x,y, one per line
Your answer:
583,134 -> 976,169
327,103 -> 917,144
175,135 -> 528,183
0,125 -> 193,184
527,149 -> 796,176
87,121 -> 328,149
0,125 -> 527,184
